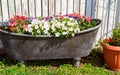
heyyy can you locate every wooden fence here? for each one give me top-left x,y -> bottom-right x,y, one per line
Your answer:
0,0 -> 96,21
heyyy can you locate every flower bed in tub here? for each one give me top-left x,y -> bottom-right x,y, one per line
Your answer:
0,13 -> 102,67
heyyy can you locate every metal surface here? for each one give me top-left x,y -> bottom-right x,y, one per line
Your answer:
0,19 -> 102,60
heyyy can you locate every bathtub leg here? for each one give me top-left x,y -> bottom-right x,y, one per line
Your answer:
74,57 -> 81,68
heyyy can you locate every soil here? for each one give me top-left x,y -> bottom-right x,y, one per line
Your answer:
109,42 -> 120,46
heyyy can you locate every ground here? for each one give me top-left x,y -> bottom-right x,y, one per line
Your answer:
0,46 -> 119,75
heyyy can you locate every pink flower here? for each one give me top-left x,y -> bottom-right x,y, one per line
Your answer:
10,18 -> 15,21
45,16 -> 49,20
8,22 -> 17,27
13,22 -> 17,26
23,24 -> 28,30
86,17 -> 91,22
68,14 -> 74,17
60,15 -> 64,19
77,15 -> 82,19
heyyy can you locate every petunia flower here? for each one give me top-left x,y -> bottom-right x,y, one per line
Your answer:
86,17 -> 91,22
23,24 -> 28,30
10,27 -> 14,31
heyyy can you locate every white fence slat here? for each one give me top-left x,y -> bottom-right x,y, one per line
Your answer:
22,0 -> 29,16
112,0 -> 117,28
68,0 -> 73,14
102,0 -> 111,38
36,0 -> 42,17
29,0 -> 35,17
108,0 -> 116,33
49,0 -> 55,16
42,0 -> 48,17
86,0 -> 96,18
91,0 -> 96,18
74,0 -> 80,13
0,0 -> 3,21
61,0 -> 67,15
55,0 -> 60,15
1,0 -> 9,21
115,0 -> 120,28
97,0 -> 105,19
80,0 -> 86,15
86,0 -> 92,17
15,0 -> 22,16
8,0 -> 16,18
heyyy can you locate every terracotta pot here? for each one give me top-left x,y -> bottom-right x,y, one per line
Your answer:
101,38 -> 120,71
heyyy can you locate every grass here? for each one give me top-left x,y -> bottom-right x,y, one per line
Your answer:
0,46 -> 120,75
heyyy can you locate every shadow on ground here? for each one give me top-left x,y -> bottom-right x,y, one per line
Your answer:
0,47 -> 105,68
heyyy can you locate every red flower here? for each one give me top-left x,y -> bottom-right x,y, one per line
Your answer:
14,15 -> 20,19
86,17 -> 91,22
20,16 -> 26,21
10,27 -> 14,31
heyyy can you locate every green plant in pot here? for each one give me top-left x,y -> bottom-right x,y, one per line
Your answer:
111,26 -> 120,46
101,25 -> 120,71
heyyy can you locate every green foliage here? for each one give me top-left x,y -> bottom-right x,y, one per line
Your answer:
0,63 -> 116,75
112,25 -> 120,46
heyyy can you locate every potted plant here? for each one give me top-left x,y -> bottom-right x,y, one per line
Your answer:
101,25 -> 120,71
0,13 -> 102,67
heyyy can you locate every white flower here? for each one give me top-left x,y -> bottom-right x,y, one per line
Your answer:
68,28 -> 73,31
37,30 -> 41,34
43,22 -> 49,30
62,32 -> 67,35
61,24 -> 64,26
51,26 -> 55,31
23,15 -> 82,37
55,32 -> 60,37
72,33 -> 75,37
76,27 -> 80,32
44,22 -> 49,29
35,25 -> 39,29
67,21 -> 72,26
69,18 -> 74,21
62,26 -> 67,30
32,19 -> 40,25
27,28 -> 32,33
28,24 -> 33,27
56,23 -> 61,28
71,23 -> 75,26
44,30 -> 49,34
62,21 -> 66,24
